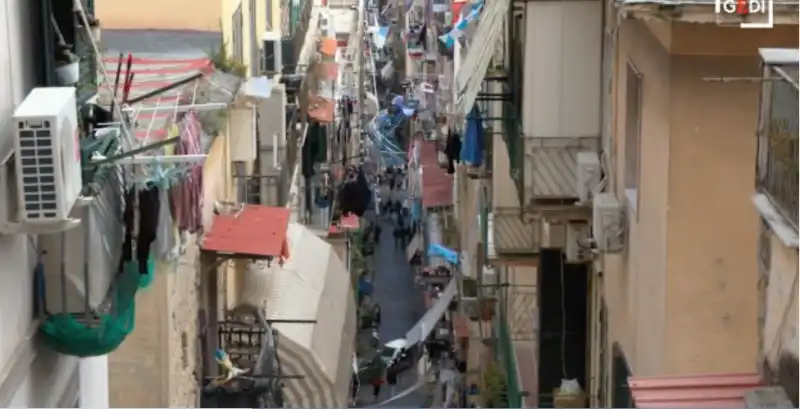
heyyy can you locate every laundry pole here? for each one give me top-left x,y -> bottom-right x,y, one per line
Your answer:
79,355 -> 109,408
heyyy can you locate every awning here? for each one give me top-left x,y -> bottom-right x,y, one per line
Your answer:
427,243 -> 458,264
407,232 -> 422,261
201,205 -> 290,260
628,372 -> 761,408
404,279 -> 457,346
238,222 -> 357,407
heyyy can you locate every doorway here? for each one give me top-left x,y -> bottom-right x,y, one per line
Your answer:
537,249 -> 589,407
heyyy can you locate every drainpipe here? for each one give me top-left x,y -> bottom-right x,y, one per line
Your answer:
79,355 -> 109,408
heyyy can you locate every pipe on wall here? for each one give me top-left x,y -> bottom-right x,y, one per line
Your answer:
79,355 -> 109,408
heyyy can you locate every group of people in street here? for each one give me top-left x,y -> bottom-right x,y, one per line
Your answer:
377,166 -> 414,249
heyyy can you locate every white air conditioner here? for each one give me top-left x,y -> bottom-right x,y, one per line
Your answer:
262,31 -> 283,75
461,296 -> 480,321
482,266 -> 497,296
565,222 -> 592,263
11,87 -> 82,233
592,192 -> 625,252
576,151 -> 601,203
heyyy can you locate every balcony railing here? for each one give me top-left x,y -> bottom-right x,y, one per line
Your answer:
757,64 -> 799,226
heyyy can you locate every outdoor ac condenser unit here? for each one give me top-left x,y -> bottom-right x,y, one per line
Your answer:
592,192 -> 625,252
13,87 -> 82,230
576,151 -> 601,203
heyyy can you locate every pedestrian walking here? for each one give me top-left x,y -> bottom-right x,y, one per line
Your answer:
386,368 -> 398,398
372,376 -> 384,401
373,304 -> 382,327
374,224 -> 382,244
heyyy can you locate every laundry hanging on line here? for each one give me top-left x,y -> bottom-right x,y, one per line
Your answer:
439,0 -> 484,49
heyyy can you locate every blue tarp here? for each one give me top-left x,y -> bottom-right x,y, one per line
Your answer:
461,104 -> 485,166
427,243 -> 459,264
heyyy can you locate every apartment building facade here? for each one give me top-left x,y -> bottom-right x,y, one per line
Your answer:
753,48 -> 798,405
453,0 -> 799,406
0,0 -> 99,406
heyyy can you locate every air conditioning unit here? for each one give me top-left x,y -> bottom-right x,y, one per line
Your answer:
565,222 -> 592,263
461,296 -> 480,321
262,31 -> 283,75
592,192 -> 625,252
576,151 -> 601,203
11,87 -> 82,232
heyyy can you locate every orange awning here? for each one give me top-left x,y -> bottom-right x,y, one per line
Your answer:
319,37 -> 338,57
329,213 -> 360,234
628,372 -> 761,408
201,205 -> 290,260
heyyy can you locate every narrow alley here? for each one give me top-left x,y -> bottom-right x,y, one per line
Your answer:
372,219 -> 427,406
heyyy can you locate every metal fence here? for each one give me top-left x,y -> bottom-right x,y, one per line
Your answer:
757,65 -> 799,226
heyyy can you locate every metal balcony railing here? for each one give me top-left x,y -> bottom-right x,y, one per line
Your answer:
756,64 -> 799,226
75,25 -> 98,104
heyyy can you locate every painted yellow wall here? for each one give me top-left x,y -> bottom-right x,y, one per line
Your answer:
96,0 -> 221,30
220,0 -> 282,75
604,18 -> 798,377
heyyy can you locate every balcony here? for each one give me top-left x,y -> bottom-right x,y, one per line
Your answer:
489,207 -> 539,258
523,136 -> 600,207
756,58 -> 798,227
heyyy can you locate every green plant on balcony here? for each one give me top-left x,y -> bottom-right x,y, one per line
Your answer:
209,39 -> 247,77
482,361 -> 509,408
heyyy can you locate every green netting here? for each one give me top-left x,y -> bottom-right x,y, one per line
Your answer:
38,258 -> 152,357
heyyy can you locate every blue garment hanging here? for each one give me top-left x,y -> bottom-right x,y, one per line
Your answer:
427,243 -> 459,264
461,105 -> 485,166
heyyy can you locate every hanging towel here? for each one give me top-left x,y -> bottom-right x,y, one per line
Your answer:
155,187 -> 176,261
170,111 -> 204,233
461,105 -> 485,166
444,128 -> 462,174
137,187 -> 161,275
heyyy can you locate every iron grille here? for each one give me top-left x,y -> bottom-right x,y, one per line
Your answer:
757,65 -> 799,227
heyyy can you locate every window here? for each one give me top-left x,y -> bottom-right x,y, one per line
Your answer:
232,4 -> 244,64
266,0 -> 274,29
624,61 -> 642,213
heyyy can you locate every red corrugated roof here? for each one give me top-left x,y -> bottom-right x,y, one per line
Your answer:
628,372 -> 761,408
201,205 -> 290,259
420,140 -> 453,208
329,213 -> 360,234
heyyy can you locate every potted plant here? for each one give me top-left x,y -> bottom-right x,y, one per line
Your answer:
55,44 -> 80,86
482,362 -> 509,408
